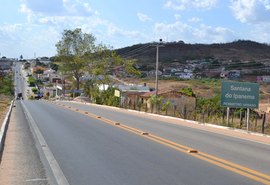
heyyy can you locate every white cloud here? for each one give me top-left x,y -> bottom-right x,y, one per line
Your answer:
193,24 -> 235,43
19,4 -> 35,22
0,23 -> 59,58
164,0 -> 218,11
230,0 -> 270,23
154,21 -> 235,43
174,14 -> 181,20
20,0 -> 96,22
249,23 -> 270,42
188,17 -> 202,22
20,0 -> 64,16
137,12 -> 152,22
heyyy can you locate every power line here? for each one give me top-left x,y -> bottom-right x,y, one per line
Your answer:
120,44 -> 152,59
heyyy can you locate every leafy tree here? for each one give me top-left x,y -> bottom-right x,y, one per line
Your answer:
101,87 -> 120,106
149,95 -> 163,111
50,63 -> 59,71
84,79 -> 100,102
28,76 -> 36,87
196,95 -> 222,115
162,100 -> 171,113
55,28 -> 96,91
179,87 -> 196,97
87,45 -> 140,91
32,87 -> 38,94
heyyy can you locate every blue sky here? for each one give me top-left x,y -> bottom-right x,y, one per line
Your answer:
1,0 -> 270,58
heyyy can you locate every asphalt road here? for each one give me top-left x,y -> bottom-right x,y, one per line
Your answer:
60,101 -> 270,175
9,62 -> 270,184
21,100 -> 270,185
0,62 -> 50,185
14,62 -> 27,99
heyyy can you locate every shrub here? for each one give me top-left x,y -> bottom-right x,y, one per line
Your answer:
28,76 -> 36,87
32,87 -> 38,94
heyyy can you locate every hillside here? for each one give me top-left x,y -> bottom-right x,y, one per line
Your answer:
116,40 -> 270,64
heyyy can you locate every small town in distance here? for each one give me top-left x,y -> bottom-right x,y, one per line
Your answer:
1,1 -> 270,184
1,38 -> 270,135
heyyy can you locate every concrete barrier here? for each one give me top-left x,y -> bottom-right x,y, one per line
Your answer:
0,99 -> 14,158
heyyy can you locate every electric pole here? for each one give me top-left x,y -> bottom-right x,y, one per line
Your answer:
152,39 -> 164,113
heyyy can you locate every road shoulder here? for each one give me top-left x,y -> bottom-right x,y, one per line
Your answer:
0,100 -> 49,185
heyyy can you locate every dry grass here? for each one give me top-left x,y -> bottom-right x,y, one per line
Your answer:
0,95 -> 12,128
125,77 -> 270,100
124,78 -> 219,98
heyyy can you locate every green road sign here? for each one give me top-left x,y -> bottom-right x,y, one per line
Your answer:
221,81 -> 259,108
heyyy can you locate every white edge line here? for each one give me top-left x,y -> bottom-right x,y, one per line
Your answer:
21,101 -> 70,185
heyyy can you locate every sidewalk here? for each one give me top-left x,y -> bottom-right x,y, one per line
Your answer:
0,101 -> 49,185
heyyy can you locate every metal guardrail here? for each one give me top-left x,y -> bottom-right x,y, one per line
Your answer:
0,99 -> 14,158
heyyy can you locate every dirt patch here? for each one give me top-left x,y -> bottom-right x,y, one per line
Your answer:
124,78 -> 270,101
123,78 -> 218,98
0,95 -> 12,128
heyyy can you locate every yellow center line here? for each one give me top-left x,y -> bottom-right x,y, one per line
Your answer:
52,102 -> 270,184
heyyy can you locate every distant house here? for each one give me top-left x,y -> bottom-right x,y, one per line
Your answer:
79,74 -> 104,82
31,66 -> 48,74
148,70 -> 162,77
220,70 -> 240,79
140,89 -> 196,113
220,71 -> 229,78
229,70 -> 241,79
0,64 -> 12,74
162,68 -> 172,77
43,69 -> 56,75
37,69 -> 56,82
257,76 -> 270,83
116,84 -> 151,106
23,62 -> 31,69
0,59 -> 13,73
37,57 -> 51,65
49,73 -> 62,83
178,72 -> 194,79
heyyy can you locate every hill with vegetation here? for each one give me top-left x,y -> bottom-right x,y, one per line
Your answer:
116,40 -> 270,64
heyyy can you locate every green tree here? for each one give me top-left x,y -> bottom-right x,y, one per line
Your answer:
88,45 -> 140,92
27,76 -> 36,87
179,87 -> 196,97
55,28 -> 96,91
32,87 -> 38,94
50,63 -> 59,71
149,95 -> 163,111
84,79 -> 100,102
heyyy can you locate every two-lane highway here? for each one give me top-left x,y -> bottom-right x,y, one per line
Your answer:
11,62 -> 270,184
21,100 -> 270,185
59,101 -> 270,175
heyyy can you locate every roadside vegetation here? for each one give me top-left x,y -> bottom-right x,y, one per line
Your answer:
51,28 -> 269,135
0,75 -> 13,95
55,28 -> 140,97
0,74 -> 13,127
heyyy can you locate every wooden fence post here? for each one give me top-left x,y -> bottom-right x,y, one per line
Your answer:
262,113 -> 266,134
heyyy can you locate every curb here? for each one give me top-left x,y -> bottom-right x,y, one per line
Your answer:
61,100 -> 270,139
0,99 -> 15,159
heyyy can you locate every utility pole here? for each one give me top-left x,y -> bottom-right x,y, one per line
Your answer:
152,39 -> 164,113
